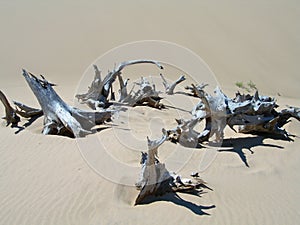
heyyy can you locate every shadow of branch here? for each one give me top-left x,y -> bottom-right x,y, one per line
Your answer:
137,192 -> 215,216
218,136 -> 285,167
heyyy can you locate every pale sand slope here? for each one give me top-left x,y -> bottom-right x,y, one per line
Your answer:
0,0 -> 300,225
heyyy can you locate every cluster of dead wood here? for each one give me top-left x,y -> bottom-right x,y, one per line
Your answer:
1,59 -> 299,204
0,60 -> 188,137
167,84 -> 300,148
75,60 -> 165,109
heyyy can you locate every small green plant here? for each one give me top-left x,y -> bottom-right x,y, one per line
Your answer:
247,80 -> 257,91
235,81 -> 245,89
235,80 -> 257,92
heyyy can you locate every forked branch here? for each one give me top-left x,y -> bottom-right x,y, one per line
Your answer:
160,73 -> 186,94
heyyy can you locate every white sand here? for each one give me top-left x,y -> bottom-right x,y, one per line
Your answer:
0,1 -> 300,224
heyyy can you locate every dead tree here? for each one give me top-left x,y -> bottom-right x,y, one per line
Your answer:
168,84 -> 300,147
226,92 -> 300,138
1,70 -> 112,137
76,60 -> 164,109
135,129 -> 206,205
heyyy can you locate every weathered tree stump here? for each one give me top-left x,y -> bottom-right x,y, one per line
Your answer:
135,129 -> 206,205
0,70 -> 112,137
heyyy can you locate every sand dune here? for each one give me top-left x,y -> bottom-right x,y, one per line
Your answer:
0,1 -> 300,225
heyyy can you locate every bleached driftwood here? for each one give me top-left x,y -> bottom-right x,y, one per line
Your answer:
1,70 -> 112,137
167,118 -> 207,148
168,84 -> 300,147
1,60 -> 299,142
0,91 -> 45,128
167,84 -> 227,147
24,70 -> 113,137
185,83 -> 208,97
160,73 -> 186,95
76,60 -> 163,109
117,73 -> 130,103
226,92 -> 300,138
193,85 -> 227,143
135,129 -> 206,205
120,77 -> 164,109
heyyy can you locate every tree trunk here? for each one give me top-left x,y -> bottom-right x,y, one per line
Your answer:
1,70 -> 112,138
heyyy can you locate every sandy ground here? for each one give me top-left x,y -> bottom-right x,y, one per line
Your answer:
0,1 -> 300,224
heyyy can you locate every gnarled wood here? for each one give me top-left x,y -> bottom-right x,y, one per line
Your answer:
1,60 -> 299,142
135,129 -> 206,205
76,60 -> 163,109
167,84 -> 227,147
117,74 -> 129,102
120,77 -> 164,109
18,69 -> 112,137
168,84 -> 300,147
185,83 -> 208,97
167,118 -> 203,148
224,92 -> 299,139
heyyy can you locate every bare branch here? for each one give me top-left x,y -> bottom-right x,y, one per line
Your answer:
0,90 -> 20,127
160,73 -> 186,94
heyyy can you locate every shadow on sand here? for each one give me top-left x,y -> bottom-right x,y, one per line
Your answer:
217,135 -> 290,167
14,114 -> 43,134
137,192 -> 216,216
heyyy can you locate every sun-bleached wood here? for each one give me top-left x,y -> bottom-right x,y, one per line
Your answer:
168,84 -> 300,147
0,70 -> 113,137
135,129 -> 206,205
160,73 -> 186,94
23,70 -> 113,137
76,60 -> 163,109
120,77 -> 164,109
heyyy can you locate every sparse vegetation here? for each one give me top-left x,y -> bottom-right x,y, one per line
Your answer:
247,80 -> 257,90
235,80 -> 257,92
